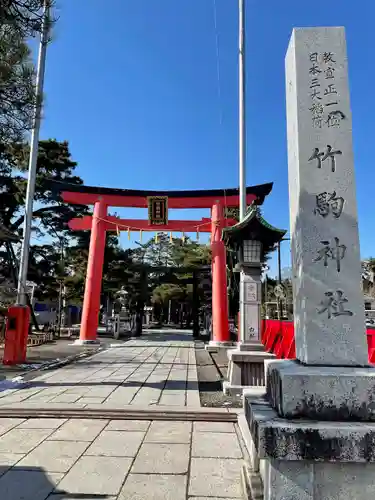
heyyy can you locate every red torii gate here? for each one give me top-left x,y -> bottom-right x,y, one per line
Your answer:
53,182 -> 273,344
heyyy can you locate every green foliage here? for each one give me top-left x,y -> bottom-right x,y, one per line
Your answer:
0,1 -> 53,39
0,1 -> 56,146
0,140 -> 88,302
152,283 -> 184,305
0,139 -> 88,237
171,238 -> 211,268
0,25 -> 35,146
27,243 -> 61,300
138,235 -> 212,325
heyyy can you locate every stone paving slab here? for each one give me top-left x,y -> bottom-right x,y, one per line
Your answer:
17,440 -> 89,472
119,473 -> 187,500
47,418 -> 108,442
63,387 -> 92,396
0,428 -> 53,454
105,419 -> 151,431
84,386 -> 117,397
76,396 -> 106,405
0,418 -> 25,436
192,431 -> 243,459
193,421 -> 235,433
189,457 -> 243,498
49,393 -> 82,404
132,442 -> 190,474
57,455 -> 133,495
145,420 -> 191,444
0,453 -> 25,476
84,430 -> 145,457
17,418 -> 67,429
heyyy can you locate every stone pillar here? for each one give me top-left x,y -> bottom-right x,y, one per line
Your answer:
242,27 -> 375,500
286,26 -> 368,365
77,198 -> 107,344
239,267 -> 262,345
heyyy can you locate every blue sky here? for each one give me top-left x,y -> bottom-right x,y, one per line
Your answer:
38,0 -> 375,276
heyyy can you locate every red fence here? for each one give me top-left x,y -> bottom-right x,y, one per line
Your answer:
261,320 -> 375,364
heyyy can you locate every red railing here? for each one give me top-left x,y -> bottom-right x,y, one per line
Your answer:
261,320 -> 375,364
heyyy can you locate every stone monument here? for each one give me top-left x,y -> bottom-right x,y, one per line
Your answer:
241,27 -> 375,500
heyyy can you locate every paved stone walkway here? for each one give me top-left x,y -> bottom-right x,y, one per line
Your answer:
0,331 -> 244,499
0,331 -> 200,409
0,417 -> 244,499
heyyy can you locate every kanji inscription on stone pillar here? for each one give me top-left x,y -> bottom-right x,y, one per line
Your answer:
285,27 -> 368,366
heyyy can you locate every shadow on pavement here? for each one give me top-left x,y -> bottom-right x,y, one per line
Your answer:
0,465 -> 111,500
139,331 -> 194,343
6,379 -> 196,392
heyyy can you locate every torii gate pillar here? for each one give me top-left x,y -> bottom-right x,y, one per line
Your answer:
76,198 -> 107,343
210,201 -> 230,345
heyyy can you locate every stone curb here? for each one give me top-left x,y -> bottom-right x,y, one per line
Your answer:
0,407 -> 239,422
241,463 -> 263,500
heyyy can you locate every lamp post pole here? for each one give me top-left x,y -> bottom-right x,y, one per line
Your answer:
239,0 -> 246,220
239,0 -> 247,343
17,0 -> 50,305
277,237 -> 290,319
57,238 -> 64,337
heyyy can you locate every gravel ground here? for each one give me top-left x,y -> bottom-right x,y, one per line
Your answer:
195,343 -> 242,408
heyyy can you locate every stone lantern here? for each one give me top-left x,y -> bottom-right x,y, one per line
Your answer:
222,204 -> 286,394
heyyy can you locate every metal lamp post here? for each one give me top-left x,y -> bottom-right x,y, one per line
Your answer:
56,238 -> 65,336
276,237 -> 290,319
17,0 -> 51,305
238,0 -> 247,343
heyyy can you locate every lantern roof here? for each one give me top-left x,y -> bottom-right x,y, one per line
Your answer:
222,204 -> 287,255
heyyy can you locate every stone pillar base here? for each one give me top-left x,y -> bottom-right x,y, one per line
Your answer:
242,392 -> 375,500
241,462 -> 263,500
266,359 -> 375,420
73,339 -> 101,346
205,341 -> 236,353
223,347 -> 275,395
237,341 -> 265,352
